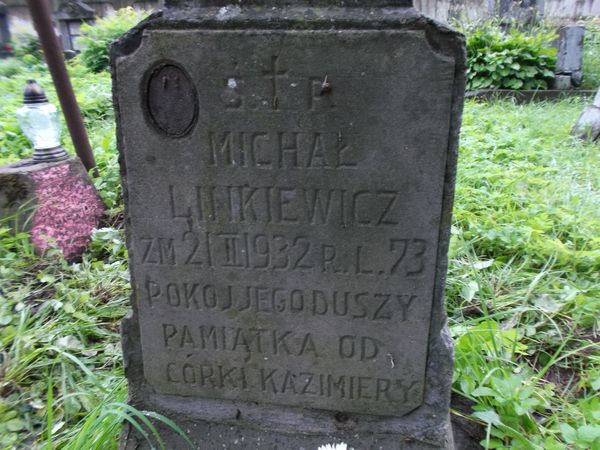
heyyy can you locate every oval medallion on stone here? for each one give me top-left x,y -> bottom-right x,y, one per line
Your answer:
145,63 -> 198,137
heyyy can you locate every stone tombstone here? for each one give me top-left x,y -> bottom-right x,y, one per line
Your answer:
112,1 -> 465,448
54,0 -> 95,52
554,24 -> 585,88
0,2 -> 10,58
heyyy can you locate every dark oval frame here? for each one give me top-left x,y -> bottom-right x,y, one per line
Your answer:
142,60 -> 199,138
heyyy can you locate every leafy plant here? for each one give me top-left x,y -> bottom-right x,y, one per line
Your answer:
581,18 -> 600,90
77,8 -> 150,73
0,58 -> 24,78
449,98 -> 600,449
464,22 -> 557,90
12,33 -> 43,64
46,380 -> 193,450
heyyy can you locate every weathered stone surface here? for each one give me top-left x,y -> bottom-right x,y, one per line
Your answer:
572,87 -> 600,142
553,74 -> 572,90
166,0 -> 414,7
0,157 -> 104,260
572,105 -> 600,142
554,24 -> 585,87
113,2 -> 465,448
55,1 -> 95,52
555,25 -> 585,73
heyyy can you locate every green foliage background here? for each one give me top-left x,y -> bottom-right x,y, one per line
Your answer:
78,8 -> 150,73
463,22 -> 557,90
581,18 -> 600,90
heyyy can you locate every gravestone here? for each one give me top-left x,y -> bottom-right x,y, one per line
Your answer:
553,24 -> 585,88
112,1 -> 466,448
0,2 -> 10,58
54,0 -> 95,53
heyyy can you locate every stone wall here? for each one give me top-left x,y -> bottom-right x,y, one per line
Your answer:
415,0 -> 600,23
4,0 -> 599,30
4,0 -> 161,21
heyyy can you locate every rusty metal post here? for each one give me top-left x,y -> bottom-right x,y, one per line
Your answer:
26,0 -> 97,175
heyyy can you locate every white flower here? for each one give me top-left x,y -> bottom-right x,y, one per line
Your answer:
318,443 -> 348,450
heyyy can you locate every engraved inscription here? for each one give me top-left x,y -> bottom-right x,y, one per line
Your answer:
135,232 -> 430,277
263,55 -> 288,110
162,324 -> 321,359
206,131 -> 357,169
167,185 -> 401,227
163,361 -> 423,405
119,29 -> 457,417
144,279 -> 419,322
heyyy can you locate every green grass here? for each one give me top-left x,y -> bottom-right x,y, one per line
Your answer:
449,99 -> 600,449
1,43 -> 599,449
0,52 -> 189,449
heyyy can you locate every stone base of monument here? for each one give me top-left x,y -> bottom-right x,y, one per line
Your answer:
121,417 -> 455,449
0,157 -> 104,261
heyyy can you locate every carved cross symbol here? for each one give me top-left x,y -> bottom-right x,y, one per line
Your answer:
263,55 -> 288,110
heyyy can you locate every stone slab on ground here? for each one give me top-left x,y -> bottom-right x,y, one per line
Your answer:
553,74 -> 572,90
120,393 -> 484,449
572,105 -> 600,141
572,88 -> 600,142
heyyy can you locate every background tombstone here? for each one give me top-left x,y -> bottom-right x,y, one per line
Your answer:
553,23 -> 585,89
112,0 -> 466,448
54,0 -> 95,54
0,2 -> 11,58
